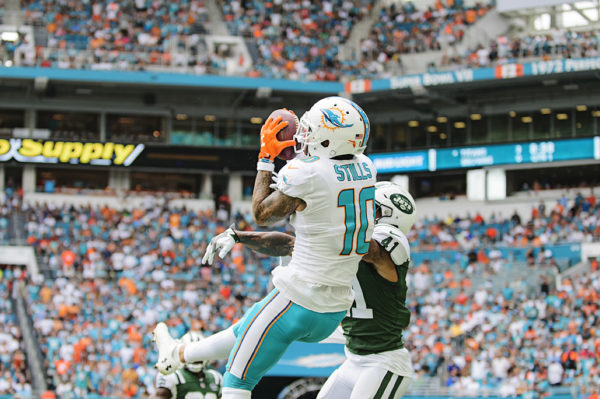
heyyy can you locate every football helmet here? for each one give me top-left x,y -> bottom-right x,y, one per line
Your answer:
181,331 -> 205,373
295,96 -> 370,158
375,182 -> 416,235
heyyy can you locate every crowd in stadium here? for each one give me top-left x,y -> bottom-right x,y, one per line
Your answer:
407,264 -> 600,396
0,190 -> 585,396
219,0 -> 373,80
23,205 -> 278,396
410,192 -> 599,252
9,0 -> 599,80
0,266 -> 31,396
360,0 -> 492,76
440,29 -> 600,69
22,192 -> 599,280
17,0 -> 211,70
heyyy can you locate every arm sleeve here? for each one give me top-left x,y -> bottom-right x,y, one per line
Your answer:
207,369 -> 223,395
372,224 -> 411,266
276,159 -> 315,208
155,373 -> 177,398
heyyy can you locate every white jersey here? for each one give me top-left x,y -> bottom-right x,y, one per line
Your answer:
273,154 -> 377,313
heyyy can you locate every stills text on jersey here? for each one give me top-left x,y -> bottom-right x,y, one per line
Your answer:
334,162 -> 373,182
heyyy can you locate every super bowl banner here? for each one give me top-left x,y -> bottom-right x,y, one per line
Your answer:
0,138 -> 144,166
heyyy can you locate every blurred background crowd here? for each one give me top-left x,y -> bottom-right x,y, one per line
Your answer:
0,188 -> 597,397
2,0 -> 597,80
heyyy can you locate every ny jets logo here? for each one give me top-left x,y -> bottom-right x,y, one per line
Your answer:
390,194 -> 413,214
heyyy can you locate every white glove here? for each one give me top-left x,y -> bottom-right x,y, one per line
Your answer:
201,224 -> 239,265
269,171 -> 278,190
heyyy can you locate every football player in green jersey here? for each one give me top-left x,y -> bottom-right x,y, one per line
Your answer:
169,182 -> 416,399
154,332 -> 222,399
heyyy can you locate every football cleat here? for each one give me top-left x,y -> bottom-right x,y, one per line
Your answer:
153,322 -> 183,375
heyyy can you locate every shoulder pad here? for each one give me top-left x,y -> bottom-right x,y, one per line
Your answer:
372,224 -> 410,266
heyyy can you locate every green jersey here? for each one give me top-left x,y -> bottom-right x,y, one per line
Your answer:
156,368 -> 222,399
342,229 -> 411,356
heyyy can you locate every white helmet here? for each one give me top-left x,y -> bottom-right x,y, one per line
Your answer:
181,331 -> 205,373
295,96 -> 370,158
375,181 -> 416,235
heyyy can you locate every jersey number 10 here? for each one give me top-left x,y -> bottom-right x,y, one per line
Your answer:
337,186 -> 375,256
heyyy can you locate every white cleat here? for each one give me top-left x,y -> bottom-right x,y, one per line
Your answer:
153,322 -> 183,375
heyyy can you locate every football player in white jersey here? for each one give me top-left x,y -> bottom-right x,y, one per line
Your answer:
153,97 -> 376,399
175,182 -> 417,399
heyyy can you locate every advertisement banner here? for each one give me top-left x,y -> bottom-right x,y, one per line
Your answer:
0,138 -> 144,166
370,136 -> 600,174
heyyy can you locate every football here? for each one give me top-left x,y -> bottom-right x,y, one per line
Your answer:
267,108 -> 299,161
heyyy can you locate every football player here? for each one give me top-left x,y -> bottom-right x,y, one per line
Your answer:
153,332 -> 222,399
189,182 -> 417,399
154,97 -> 376,399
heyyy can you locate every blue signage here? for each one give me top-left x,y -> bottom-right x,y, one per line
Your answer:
370,150 -> 430,173
2,56 -> 600,94
370,136 -> 600,173
266,342 -> 345,377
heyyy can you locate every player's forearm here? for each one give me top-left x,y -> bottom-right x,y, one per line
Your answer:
252,171 -> 300,225
235,230 -> 295,257
252,170 -> 275,225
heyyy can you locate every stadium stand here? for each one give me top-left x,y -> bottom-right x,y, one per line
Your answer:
360,0 -> 493,76
218,0 -> 373,80
20,0 -> 211,71
0,266 -> 31,397
440,29 -> 600,69
3,189 -> 595,396
2,0 -> 599,81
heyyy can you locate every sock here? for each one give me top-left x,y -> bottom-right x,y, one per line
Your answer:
222,388 -> 252,399
183,326 -> 236,363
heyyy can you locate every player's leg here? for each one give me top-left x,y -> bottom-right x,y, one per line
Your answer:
183,325 -> 237,363
223,289 -> 345,394
316,359 -> 357,399
350,367 -> 411,399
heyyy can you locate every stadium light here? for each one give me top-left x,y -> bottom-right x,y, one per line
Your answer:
470,114 -> 482,120
540,108 -> 551,115
176,114 -> 188,120
576,105 -> 587,112
250,117 -> 263,124
440,133 -> 447,140
427,126 -> 437,133
1,32 -> 19,42
556,113 -> 569,120
592,111 -> 600,117
436,116 -> 447,123
509,111 -> 516,117
204,115 -> 216,122
408,120 -> 419,127
454,121 -> 466,129
521,116 -> 532,123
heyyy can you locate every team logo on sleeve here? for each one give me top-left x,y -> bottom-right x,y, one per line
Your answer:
390,194 -> 414,214
320,107 -> 354,131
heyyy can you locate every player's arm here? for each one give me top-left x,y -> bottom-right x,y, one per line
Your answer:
152,388 -> 172,399
363,225 -> 410,282
153,374 -> 176,399
202,225 -> 295,264
237,229 -> 295,257
252,172 -> 305,225
253,115 -> 305,226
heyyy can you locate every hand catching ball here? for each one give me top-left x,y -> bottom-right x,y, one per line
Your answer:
268,109 -> 299,161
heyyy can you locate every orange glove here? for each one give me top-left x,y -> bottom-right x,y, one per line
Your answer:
258,116 -> 296,162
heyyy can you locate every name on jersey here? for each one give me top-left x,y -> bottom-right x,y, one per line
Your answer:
334,162 -> 373,182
